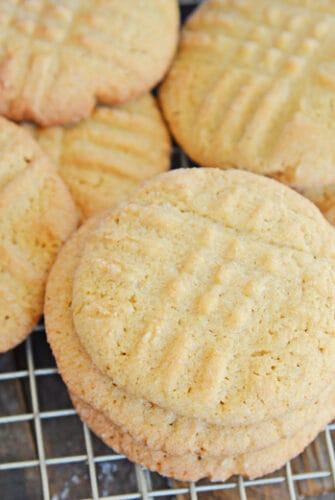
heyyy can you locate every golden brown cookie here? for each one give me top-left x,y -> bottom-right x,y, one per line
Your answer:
72,392 -> 335,482
160,0 -> 335,192
0,117 -> 78,352
72,168 -> 335,426
0,0 -> 179,126
26,94 -> 171,219
45,211 -> 335,460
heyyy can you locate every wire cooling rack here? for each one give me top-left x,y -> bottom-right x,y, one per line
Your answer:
2,1 -> 335,499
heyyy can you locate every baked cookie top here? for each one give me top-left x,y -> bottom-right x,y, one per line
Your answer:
26,94 -> 171,219
160,0 -> 335,191
0,117 -> 78,352
71,168 -> 335,425
0,0 -> 179,126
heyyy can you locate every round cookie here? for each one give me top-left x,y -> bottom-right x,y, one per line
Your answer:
45,169 -> 335,459
0,117 -> 78,352
72,392 -> 335,482
159,0 -> 335,192
72,168 -> 335,426
0,0 -> 179,126
26,94 -> 171,219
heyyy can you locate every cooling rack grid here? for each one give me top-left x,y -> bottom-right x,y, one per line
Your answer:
2,1 -> 335,499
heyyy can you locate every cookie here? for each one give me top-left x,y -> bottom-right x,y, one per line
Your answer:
45,211 -> 335,459
72,168 -> 335,426
26,94 -> 171,219
72,391 -> 335,482
0,117 -> 78,352
0,0 -> 179,126
159,0 -> 335,192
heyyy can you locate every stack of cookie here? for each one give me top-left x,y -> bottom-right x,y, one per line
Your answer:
45,168 -> 335,482
3,0 -> 335,485
0,0 -> 179,352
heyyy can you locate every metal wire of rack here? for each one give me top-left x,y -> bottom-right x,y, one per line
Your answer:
1,1 -> 335,499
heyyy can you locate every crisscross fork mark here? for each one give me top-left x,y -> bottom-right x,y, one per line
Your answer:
65,117 -> 165,182
190,3 -> 334,160
127,224 -> 220,367
0,0 -> 85,115
34,0 -> 86,105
